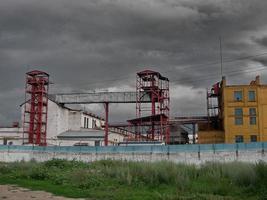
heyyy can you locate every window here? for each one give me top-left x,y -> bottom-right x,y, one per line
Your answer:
250,117 -> 256,125
250,135 -> 257,142
235,118 -> 243,125
235,108 -> 243,125
248,91 -> 256,101
84,117 -> 86,128
249,108 -> 256,125
3,138 -> 7,145
92,119 -> 96,128
235,135 -> 244,143
235,108 -> 243,116
87,118 -> 89,128
95,141 -> 100,146
234,91 -> 243,101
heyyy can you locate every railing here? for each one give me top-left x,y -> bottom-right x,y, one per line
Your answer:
0,142 -> 266,154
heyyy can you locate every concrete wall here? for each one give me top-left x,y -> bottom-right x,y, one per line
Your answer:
0,128 -> 23,145
47,100 -> 69,139
57,140 -> 98,146
108,132 -> 124,144
0,144 -> 266,164
69,111 -> 81,131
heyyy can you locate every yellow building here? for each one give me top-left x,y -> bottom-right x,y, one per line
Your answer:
198,76 -> 267,144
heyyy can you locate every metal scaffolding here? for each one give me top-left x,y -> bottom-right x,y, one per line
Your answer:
207,81 -> 222,130
45,70 -> 170,145
23,70 -> 49,146
52,91 -> 152,146
130,70 -> 170,143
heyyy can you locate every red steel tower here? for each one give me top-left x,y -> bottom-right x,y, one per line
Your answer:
128,70 -> 170,143
23,70 -> 49,146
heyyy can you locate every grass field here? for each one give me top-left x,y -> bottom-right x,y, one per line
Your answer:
0,159 -> 267,200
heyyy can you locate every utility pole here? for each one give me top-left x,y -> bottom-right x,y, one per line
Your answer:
219,36 -> 223,78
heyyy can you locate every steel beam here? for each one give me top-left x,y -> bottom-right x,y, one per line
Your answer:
104,102 -> 109,146
50,92 -> 151,104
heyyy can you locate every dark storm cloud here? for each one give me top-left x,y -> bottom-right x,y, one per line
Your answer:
1,0 -> 267,124
254,36 -> 267,47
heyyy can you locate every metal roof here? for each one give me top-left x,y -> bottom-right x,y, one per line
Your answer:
57,129 -> 104,141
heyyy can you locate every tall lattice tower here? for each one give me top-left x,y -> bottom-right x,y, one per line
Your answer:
131,70 -> 170,143
23,70 -> 49,146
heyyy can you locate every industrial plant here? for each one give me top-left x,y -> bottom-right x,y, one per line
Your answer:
0,70 -> 266,146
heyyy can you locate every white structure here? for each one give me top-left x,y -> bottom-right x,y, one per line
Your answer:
0,126 -> 23,145
0,99 -> 124,146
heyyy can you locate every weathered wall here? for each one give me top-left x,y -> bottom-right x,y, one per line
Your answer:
198,130 -> 225,144
223,84 -> 267,143
47,100 -> 69,139
0,144 -> 266,164
68,111 -> 81,131
21,100 -> 70,142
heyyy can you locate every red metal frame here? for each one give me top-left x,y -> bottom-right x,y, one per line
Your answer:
104,102 -> 109,146
23,70 -> 49,146
133,70 -> 170,143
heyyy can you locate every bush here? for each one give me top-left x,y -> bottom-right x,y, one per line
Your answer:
222,162 -> 256,187
1,159 -> 267,200
68,169 -> 103,188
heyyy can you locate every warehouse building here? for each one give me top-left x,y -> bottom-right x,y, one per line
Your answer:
0,123 -> 23,145
0,98 -> 124,146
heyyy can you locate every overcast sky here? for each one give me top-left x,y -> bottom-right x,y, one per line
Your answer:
1,0 -> 267,125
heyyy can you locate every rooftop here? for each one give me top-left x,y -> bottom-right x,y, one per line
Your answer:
57,129 -> 105,141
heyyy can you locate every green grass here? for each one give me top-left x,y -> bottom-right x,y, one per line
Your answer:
0,159 -> 267,200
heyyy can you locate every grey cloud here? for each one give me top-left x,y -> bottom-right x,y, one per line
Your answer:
254,36 -> 267,47
0,0 -> 267,125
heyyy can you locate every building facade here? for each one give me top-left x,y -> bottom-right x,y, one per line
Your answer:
222,76 -> 267,143
199,76 -> 267,144
0,126 -> 23,145
0,99 -> 124,146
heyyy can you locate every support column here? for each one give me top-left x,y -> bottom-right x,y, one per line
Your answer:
104,102 -> 109,146
193,123 -> 196,144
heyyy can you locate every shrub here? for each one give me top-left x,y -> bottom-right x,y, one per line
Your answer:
222,162 -> 256,187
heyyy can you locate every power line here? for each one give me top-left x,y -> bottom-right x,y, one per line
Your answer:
170,65 -> 267,85
51,51 -> 267,87
163,52 -> 267,73
219,36 -> 223,78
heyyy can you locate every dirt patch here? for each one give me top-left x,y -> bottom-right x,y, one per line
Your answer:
0,185 -> 84,200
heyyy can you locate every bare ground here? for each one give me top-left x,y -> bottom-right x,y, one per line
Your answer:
0,185 -> 85,200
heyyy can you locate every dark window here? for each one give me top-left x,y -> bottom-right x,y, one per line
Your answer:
235,108 -> 243,116
87,118 -> 89,128
249,108 -> 256,125
250,135 -> 257,142
234,91 -> 243,101
92,119 -> 96,128
249,108 -> 256,116
250,117 -> 256,125
235,118 -> 243,125
248,91 -> 256,101
235,135 -> 244,143
95,141 -> 100,146
84,117 -> 86,128
235,108 -> 243,125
